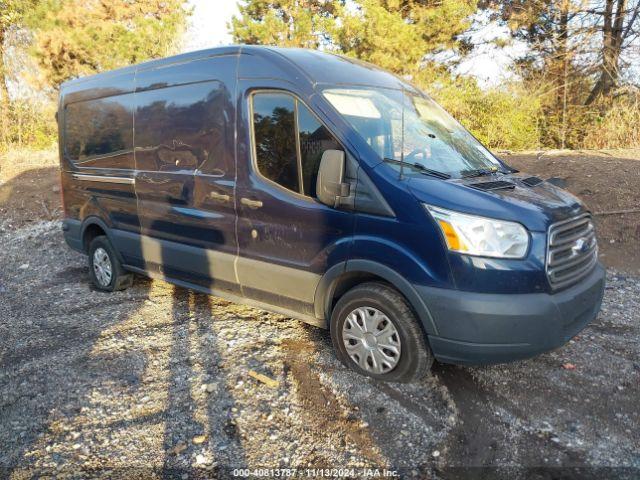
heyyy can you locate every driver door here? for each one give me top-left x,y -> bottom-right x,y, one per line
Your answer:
235,88 -> 355,316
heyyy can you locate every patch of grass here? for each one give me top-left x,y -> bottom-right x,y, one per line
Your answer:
0,147 -> 58,182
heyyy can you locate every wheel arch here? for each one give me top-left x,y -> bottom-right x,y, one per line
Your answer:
80,217 -> 124,263
314,260 -> 439,336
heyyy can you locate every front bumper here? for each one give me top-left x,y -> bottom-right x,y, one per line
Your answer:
420,263 -> 606,364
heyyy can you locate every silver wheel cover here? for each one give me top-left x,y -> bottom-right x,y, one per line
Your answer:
93,247 -> 113,286
342,306 -> 401,374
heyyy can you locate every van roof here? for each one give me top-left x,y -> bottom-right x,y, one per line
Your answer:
60,45 -> 413,92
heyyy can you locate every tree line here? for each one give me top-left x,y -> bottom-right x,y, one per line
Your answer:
231,0 -> 640,150
0,0 -> 188,149
1,0 -> 639,151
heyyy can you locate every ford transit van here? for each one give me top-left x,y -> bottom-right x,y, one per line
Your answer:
58,46 -> 605,382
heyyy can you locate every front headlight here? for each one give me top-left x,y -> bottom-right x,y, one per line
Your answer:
424,204 -> 529,259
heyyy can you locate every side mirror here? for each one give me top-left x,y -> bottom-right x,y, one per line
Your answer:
316,150 -> 348,207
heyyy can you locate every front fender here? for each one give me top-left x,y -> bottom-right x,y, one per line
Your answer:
314,258 -> 440,336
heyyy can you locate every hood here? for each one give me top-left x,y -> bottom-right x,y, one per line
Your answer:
407,172 -> 586,232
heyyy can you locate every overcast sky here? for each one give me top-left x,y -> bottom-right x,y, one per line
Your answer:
182,0 -> 525,87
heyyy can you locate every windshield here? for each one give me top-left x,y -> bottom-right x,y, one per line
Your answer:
322,87 -> 505,177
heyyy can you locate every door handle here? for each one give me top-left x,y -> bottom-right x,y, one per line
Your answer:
209,191 -> 231,202
241,197 -> 263,209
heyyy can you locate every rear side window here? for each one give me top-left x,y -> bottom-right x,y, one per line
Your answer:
135,81 -> 231,175
251,92 -> 342,198
64,95 -> 134,167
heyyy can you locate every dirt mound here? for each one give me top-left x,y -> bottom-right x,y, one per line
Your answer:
503,151 -> 640,274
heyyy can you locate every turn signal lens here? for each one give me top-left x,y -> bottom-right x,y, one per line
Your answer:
437,219 -> 467,252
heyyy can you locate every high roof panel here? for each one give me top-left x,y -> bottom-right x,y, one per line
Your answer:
264,47 -> 412,91
61,45 -> 420,95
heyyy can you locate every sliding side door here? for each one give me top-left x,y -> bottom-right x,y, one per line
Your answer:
130,54 -> 241,294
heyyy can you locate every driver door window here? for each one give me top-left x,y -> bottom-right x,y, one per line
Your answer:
252,92 -> 342,199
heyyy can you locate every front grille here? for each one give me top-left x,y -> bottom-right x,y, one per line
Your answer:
546,213 -> 598,290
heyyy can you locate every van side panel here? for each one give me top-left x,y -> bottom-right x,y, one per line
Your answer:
128,54 -> 241,294
59,71 -> 139,238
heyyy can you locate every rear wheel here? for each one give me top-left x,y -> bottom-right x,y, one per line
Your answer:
330,282 -> 433,382
88,235 -> 132,292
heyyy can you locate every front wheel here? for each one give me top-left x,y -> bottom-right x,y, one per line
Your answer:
330,282 -> 433,382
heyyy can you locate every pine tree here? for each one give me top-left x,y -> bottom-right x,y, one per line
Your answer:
26,0 -> 190,88
336,0 -> 476,77
230,0 -> 341,49
230,0 -> 476,79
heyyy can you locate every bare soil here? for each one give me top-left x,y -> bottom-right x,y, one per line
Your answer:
1,149 -> 639,478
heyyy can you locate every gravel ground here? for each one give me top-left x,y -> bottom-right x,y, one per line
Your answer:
0,220 -> 639,479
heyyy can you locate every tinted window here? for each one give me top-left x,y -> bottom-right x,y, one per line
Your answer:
252,93 -> 299,192
65,95 -> 134,165
135,81 -> 230,174
297,103 -> 341,197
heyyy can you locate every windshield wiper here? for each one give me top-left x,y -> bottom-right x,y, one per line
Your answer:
383,158 -> 451,179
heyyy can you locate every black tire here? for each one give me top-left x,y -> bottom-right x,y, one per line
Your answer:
88,235 -> 133,292
330,282 -> 433,382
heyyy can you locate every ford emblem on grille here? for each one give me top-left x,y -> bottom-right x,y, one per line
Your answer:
572,237 -> 589,255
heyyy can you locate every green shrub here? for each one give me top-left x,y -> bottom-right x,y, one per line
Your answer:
424,76 -> 543,151
582,95 -> 640,149
0,99 -> 57,151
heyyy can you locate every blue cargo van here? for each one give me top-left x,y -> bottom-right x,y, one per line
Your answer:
58,46 -> 605,382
